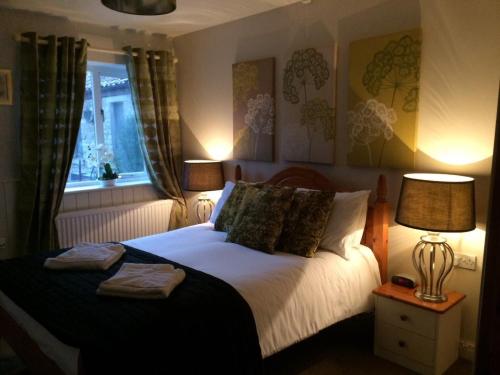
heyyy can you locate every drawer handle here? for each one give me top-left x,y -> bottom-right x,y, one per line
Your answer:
398,340 -> 407,348
399,314 -> 409,322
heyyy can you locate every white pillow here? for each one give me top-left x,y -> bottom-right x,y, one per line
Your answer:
209,181 -> 236,223
319,190 -> 370,259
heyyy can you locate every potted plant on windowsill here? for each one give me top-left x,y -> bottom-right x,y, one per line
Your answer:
99,162 -> 119,187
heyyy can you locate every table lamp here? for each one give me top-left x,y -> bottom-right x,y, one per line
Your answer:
183,160 -> 224,223
395,173 -> 475,302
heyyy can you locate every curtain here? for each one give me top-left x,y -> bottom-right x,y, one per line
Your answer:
125,47 -> 187,229
17,32 -> 88,253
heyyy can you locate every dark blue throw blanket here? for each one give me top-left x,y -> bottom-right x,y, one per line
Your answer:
0,245 -> 262,374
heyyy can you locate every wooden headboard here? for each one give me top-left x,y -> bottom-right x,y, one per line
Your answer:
234,165 -> 389,283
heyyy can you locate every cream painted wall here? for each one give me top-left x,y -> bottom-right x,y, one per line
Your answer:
0,7 -> 168,259
174,0 -> 500,355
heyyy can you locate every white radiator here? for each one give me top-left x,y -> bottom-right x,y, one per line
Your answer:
55,200 -> 173,248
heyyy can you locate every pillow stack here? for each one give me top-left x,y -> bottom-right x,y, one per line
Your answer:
213,180 -> 370,259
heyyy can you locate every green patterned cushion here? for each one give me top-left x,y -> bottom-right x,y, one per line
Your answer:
214,181 -> 260,232
278,190 -> 336,257
226,185 -> 295,253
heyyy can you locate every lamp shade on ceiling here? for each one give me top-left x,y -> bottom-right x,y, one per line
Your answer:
395,173 -> 476,233
101,0 -> 176,15
183,160 -> 224,192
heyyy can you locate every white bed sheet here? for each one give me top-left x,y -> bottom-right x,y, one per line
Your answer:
0,223 -> 381,374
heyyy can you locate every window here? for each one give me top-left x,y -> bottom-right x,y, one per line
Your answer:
66,61 -> 149,189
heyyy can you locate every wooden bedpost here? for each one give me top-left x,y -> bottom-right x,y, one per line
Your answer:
372,175 -> 389,283
234,164 -> 242,181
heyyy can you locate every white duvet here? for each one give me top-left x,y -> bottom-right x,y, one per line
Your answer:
0,223 -> 381,375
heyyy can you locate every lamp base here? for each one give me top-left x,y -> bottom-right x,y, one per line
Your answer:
195,194 -> 214,223
412,233 -> 454,304
414,290 -> 448,303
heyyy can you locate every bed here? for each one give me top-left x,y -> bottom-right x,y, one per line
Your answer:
0,166 -> 389,374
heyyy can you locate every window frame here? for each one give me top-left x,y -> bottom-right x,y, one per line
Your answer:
65,61 -> 150,192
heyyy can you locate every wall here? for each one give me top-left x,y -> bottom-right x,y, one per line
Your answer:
0,7 -> 170,259
174,0 -> 500,356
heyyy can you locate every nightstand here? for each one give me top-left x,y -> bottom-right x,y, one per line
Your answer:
373,283 -> 465,375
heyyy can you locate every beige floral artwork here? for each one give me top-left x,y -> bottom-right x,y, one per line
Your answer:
233,58 -> 275,161
244,93 -> 275,159
348,99 -> 397,166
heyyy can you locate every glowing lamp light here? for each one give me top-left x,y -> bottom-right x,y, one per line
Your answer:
419,137 -> 492,166
205,141 -> 232,161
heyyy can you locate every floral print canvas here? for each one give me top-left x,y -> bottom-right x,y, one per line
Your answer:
348,29 -> 421,168
233,58 -> 275,161
282,46 -> 337,164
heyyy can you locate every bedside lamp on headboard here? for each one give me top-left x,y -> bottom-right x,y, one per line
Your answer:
395,173 -> 476,303
183,160 -> 224,223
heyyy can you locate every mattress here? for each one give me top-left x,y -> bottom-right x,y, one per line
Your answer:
0,223 -> 381,374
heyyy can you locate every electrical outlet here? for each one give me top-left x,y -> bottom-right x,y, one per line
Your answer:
455,253 -> 477,271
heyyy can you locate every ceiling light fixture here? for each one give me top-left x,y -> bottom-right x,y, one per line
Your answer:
101,0 -> 176,16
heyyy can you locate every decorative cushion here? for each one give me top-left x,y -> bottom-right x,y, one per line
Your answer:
213,181 -> 262,232
277,190 -> 336,257
210,181 -> 236,224
213,181 -> 249,232
226,185 -> 295,253
319,190 -> 371,259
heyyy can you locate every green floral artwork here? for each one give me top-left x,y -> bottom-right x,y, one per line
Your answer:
348,29 -> 421,169
300,97 -> 335,145
283,48 -> 330,104
362,34 -> 421,110
282,47 -> 336,164
403,87 -> 419,112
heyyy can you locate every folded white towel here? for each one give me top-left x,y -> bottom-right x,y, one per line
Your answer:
44,243 -> 126,271
97,263 -> 186,299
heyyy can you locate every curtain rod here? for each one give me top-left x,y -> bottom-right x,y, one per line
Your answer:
13,34 -> 178,63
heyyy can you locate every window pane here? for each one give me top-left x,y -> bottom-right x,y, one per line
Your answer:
100,71 -> 145,175
68,71 -> 99,182
66,62 -> 149,190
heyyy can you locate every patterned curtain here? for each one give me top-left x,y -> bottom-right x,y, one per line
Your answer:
125,47 -> 187,229
17,32 -> 88,253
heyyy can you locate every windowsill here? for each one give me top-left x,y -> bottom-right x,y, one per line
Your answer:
64,180 -> 152,194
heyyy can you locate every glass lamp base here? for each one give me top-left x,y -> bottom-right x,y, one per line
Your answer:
411,233 -> 454,304
414,290 -> 448,303
196,195 -> 214,223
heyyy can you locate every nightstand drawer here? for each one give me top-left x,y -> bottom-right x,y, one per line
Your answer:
375,321 -> 436,366
376,296 -> 437,339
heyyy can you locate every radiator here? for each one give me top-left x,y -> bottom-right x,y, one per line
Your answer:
55,200 -> 173,248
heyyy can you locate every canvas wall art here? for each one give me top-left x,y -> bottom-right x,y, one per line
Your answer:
233,58 -> 275,161
282,46 -> 337,164
347,29 -> 421,168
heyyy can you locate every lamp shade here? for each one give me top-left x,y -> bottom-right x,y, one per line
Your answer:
183,160 -> 224,192
395,173 -> 476,233
101,0 -> 176,15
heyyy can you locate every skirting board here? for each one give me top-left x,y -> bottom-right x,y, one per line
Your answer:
459,340 -> 475,361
